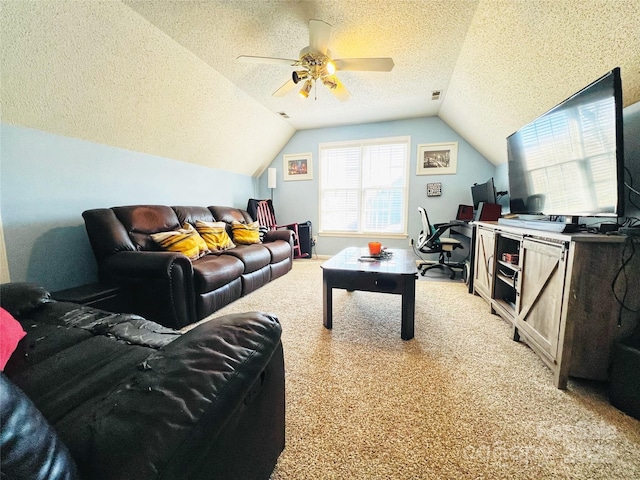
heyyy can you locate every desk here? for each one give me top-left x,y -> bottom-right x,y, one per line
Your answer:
449,220 -> 473,239
448,220 -> 475,293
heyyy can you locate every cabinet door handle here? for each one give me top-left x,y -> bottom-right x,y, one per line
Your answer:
487,255 -> 494,277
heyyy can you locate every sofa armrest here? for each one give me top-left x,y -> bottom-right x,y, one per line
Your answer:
100,252 -> 196,329
0,283 -> 52,317
102,251 -> 192,279
264,228 -> 294,246
1,373 -> 80,480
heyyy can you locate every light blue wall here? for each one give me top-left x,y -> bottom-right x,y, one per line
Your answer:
0,124 -> 256,291
4,104 -> 635,291
258,116 -> 496,255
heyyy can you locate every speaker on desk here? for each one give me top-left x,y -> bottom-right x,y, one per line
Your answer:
474,202 -> 502,221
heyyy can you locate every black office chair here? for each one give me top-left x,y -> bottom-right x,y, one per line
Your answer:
414,206 -> 464,279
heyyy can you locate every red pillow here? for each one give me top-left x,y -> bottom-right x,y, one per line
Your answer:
0,307 -> 26,370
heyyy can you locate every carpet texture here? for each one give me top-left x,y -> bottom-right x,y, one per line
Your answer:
205,258 -> 640,479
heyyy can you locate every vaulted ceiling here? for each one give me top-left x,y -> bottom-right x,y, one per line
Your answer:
2,1 -> 639,177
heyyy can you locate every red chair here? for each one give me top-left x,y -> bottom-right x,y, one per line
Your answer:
247,199 -> 308,259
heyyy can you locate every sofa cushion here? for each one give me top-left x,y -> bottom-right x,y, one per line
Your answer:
150,224 -> 209,260
172,206 -> 216,226
222,244 -> 271,273
195,220 -> 236,251
113,206 -> 181,251
192,255 -> 245,293
262,240 -> 294,263
208,206 -> 252,225
231,221 -> 261,245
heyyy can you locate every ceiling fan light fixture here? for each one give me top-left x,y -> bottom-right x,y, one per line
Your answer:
299,79 -> 313,98
292,70 -> 309,84
322,76 -> 338,90
238,19 -> 393,103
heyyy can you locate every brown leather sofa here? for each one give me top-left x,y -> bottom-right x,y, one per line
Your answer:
1,282 -> 285,480
82,205 -> 293,329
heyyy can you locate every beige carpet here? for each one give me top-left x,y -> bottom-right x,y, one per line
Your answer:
208,258 -> 640,479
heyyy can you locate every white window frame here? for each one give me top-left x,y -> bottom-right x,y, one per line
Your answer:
318,136 -> 410,238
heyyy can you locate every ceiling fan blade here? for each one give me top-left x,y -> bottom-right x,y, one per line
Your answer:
273,78 -> 297,97
333,58 -> 395,72
328,77 -> 351,102
237,55 -> 297,66
308,19 -> 332,55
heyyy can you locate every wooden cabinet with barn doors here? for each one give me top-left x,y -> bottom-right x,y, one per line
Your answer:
473,221 -> 640,389
472,224 -> 496,304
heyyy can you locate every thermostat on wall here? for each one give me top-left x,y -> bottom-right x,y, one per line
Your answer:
427,182 -> 442,197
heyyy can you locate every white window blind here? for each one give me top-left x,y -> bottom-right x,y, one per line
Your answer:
319,136 -> 409,235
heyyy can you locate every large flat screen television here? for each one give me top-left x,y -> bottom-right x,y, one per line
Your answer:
506,67 -> 624,229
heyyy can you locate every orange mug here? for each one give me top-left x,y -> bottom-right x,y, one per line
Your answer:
368,241 -> 382,256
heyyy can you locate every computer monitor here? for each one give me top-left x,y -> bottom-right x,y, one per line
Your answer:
471,177 -> 497,209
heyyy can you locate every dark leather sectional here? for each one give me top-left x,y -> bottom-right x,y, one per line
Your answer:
82,205 -> 294,329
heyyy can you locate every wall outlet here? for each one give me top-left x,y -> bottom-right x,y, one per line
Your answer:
312,236 -> 317,243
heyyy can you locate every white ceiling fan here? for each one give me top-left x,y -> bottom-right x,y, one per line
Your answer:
237,19 -> 394,102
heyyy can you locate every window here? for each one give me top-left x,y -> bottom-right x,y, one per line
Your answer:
319,136 -> 410,236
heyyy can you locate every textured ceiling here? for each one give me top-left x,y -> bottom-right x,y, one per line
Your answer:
124,0 -> 479,130
124,0 -> 640,165
2,0 -> 639,175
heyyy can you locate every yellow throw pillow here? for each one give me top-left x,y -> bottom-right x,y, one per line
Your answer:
151,223 -> 209,260
195,220 -> 236,251
231,221 -> 261,245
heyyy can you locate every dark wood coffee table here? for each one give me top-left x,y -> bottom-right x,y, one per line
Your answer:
321,247 -> 418,340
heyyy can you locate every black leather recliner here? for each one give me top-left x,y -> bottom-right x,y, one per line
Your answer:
0,282 -> 285,480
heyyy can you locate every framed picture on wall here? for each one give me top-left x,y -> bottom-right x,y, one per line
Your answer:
283,153 -> 313,181
416,142 -> 458,175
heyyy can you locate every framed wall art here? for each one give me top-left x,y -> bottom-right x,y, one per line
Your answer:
427,182 -> 442,197
416,142 -> 458,175
283,152 -> 313,181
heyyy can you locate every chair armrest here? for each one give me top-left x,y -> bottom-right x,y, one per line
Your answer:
426,223 -> 463,248
433,222 -> 458,230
